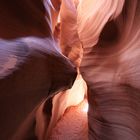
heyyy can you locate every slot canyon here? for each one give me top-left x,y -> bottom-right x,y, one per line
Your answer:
0,0 -> 140,140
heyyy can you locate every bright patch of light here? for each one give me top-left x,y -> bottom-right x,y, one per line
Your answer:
82,101 -> 89,113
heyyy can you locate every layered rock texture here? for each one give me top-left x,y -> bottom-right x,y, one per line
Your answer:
0,0 -> 140,140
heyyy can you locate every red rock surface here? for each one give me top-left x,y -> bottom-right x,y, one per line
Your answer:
49,100 -> 88,140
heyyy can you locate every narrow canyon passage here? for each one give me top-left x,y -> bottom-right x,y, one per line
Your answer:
49,100 -> 88,140
0,0 -> 140,140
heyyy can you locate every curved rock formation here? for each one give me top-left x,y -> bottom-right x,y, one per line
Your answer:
0,0 -> 76,140
0,0 -> 140,140
51,0 -> 140,139
78,0 -> 140,139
